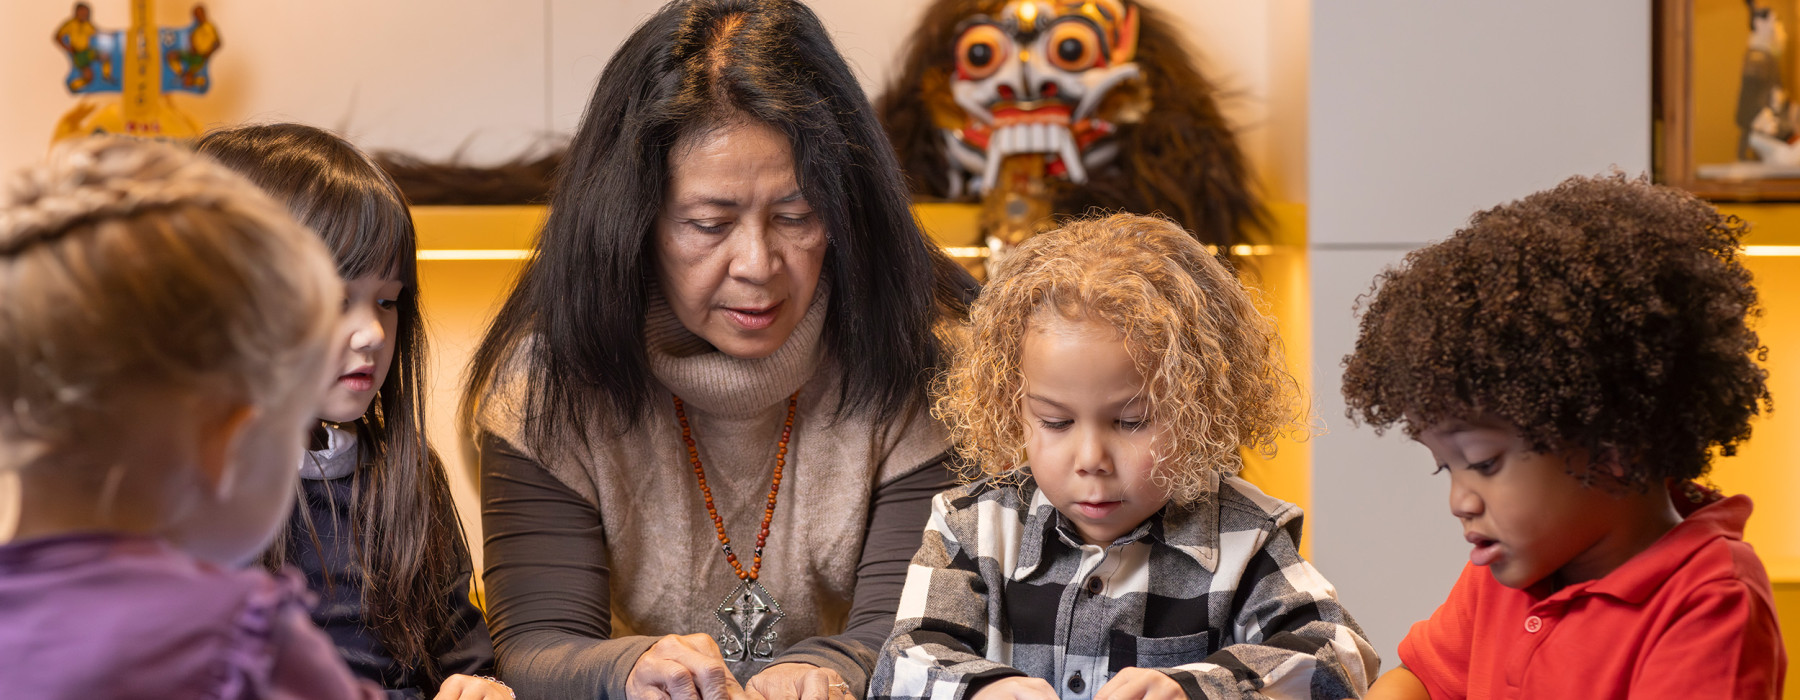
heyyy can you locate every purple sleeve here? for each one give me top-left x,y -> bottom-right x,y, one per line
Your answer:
226,573 -> 385,700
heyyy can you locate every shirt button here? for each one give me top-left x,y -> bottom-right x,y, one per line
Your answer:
1524,615 -> 1543,633
1085,576 -> 1104,594
1066,672 -> 1085,694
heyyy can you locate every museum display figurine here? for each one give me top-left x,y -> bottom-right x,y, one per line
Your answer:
51,0 -> 219,144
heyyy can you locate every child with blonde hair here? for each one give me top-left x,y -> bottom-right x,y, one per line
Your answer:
872,213 -> 1378,700
0,138 -> 383,698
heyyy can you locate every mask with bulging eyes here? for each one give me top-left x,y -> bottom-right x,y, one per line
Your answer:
940,0 -> 1148,199
880,0 -> 1260,272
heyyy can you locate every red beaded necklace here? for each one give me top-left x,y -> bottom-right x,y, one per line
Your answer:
673,391 -> 796,581
673,391 -> 797,661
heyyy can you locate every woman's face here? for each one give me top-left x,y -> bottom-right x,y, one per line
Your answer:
654,120 -> 828,359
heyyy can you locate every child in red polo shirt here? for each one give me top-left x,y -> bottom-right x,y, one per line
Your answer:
1341,174 -> 1787,699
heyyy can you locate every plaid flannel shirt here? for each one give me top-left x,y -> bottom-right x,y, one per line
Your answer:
871,473 -> 1378,700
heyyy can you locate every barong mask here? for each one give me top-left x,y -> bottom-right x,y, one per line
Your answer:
881,0 -> 1260,268
940,0 -> 1148,197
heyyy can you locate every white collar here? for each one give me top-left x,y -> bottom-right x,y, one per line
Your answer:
298,423 -> 359,480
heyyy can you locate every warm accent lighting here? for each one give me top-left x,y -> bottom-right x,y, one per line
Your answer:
937,244 -> 1282,260
417,249 -> 534,261
1744,245 -> 1800,257
943,246 -> 993,258
416,244 -> 1294,262
1204,244 -> 1276,256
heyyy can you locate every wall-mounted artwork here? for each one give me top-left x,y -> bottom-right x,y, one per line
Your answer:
1659,0 -> 1800,199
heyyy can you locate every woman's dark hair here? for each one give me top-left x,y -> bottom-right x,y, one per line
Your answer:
464,0 -> 979,451
1341,173 -> 1771,485
196,123 -> 467,681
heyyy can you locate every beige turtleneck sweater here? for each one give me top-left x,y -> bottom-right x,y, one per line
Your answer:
477,290 -> 954,699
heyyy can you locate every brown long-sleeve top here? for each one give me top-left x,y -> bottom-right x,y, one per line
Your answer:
475,290 -> 956,700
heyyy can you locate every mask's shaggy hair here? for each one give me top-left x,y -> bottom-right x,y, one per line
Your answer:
936,213 -> 1306,505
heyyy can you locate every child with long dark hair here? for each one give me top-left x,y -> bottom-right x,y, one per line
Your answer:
197,124 -> 506,700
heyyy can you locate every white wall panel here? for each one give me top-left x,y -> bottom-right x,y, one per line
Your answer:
1310,0 -> 1651,246
545,1 -> 657,138
1307,0 -> 1653,670
1307,246 -> 1467,669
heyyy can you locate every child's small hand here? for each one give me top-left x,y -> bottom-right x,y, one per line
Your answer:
1095,668 -> 1183,700
971,676 -> 1060,700
434,673 -> 515,699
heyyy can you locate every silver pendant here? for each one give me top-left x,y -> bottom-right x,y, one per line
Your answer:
714,579 -> 784,661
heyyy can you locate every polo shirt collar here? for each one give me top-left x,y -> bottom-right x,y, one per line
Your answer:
1571,494 -> 1753,605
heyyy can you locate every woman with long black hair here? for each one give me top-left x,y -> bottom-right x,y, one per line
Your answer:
462,1 -> 979,699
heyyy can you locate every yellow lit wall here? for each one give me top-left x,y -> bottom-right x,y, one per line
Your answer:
0,203 -> 1317,563
1230,204 -> 1313,555
1708,204 -> 1800,576
412,206 -> 544,578
1712,204 -> 1800,693
415,204 -> 1315,568
0,472 -> 13,541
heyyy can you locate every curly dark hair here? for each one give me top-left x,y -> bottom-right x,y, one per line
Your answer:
1341,173 -> 1771,484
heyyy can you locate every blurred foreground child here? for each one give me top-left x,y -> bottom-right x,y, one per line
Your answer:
0,138 -> 383,698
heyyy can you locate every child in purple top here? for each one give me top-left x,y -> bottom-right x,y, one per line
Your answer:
0,138 -> 384,699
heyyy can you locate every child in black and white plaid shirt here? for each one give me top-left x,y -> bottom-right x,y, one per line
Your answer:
872,214 -> 1379,700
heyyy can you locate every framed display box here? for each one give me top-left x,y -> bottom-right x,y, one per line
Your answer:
1659,0 -> 1800,199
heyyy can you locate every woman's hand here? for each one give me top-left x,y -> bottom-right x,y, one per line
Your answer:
1094,668 -> 1183,700
433,674 -> 515,699
745,662 -> 855,700
970,676 -> 1059,700
628,634 -> 753,700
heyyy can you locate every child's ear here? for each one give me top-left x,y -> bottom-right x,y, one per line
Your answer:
194,403 -> 257,498
1585,445 -> 1629,479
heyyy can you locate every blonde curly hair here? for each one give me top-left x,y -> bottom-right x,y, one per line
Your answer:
935,213 -> 1305,504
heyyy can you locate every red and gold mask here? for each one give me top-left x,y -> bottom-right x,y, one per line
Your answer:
939,0 -> 1143,197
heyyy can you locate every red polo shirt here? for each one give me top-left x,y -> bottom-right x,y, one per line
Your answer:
1398,495 -> 1786,699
